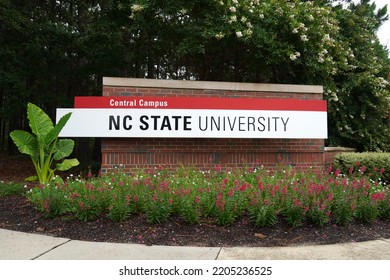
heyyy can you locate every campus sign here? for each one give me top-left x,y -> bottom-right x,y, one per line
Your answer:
56,96 -> 327,139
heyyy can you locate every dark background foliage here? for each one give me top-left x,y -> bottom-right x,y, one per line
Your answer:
1,0 -> 389,166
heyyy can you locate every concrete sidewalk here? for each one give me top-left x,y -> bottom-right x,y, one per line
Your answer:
1,228 -> 390,260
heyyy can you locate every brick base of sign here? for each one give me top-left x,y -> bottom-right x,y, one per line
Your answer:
101,138 -> 325,172
100,78 -> 326,172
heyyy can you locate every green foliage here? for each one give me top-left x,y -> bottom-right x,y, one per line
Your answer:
0,181 -> 26,196
282,198 -> 306,228
377,192 -> 390,219
248,204 -> 278,228
354,195 -> 378,223
108,199 -> 131,222
27,178 -> 70,218
333,196 -> 355,226
308,206 -> 331,227
1,0 -> 389,152
333,152 -> 390,183
10,103 -> 79,184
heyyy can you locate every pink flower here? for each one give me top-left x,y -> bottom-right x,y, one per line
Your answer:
327,193 -> 333,201
78,201 -> 84,209
86,182 -> 94,191
239,184 -> 246,192
371,192 -> 385,202
380,168 -> 385,174
294,199 -> 301,207
43,198 -> 50,212
222,178 -> 228,185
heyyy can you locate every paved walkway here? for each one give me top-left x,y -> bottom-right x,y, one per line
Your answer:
1,228 -> 390,260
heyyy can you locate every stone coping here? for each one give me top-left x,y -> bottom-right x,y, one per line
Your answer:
324,147 -> 357,152
103,77 -> 323,94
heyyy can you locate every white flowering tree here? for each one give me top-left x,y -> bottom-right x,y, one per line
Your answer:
124,0 -> 389,150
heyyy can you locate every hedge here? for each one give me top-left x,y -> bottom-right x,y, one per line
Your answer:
332,152 -> 390,184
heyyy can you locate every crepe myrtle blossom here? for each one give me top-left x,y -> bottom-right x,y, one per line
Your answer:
300,35 -> 309,42
289,51 -> 301,61
215,32 -> 224,39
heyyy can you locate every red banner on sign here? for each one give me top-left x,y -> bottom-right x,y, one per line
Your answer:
74,96 -> 326,111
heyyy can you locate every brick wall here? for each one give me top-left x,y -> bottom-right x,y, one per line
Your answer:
101,77 -> 325,172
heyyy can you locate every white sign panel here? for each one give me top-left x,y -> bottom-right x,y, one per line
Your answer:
57,108 -> 327,139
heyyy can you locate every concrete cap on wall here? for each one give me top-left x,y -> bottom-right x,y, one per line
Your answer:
103,77 -> 323,94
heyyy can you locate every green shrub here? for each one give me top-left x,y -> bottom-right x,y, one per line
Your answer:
333,152 -> 390,184
0,181 -> 26,196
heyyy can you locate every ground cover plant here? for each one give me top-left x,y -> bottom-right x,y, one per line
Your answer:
24,162 -> 389,229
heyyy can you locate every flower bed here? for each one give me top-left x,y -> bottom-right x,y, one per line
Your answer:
26,163 -> 389,228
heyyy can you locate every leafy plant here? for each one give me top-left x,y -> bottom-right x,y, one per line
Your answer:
354,196 -> 378,223
27,181 -> 70,218
307,204 -> 331,227
249,204 -> 279,228
145,199 -> 172,224
333,196 -> 354,226
283,198 -> 306,228
10,103 -> 79,184
0,181 -> 26,196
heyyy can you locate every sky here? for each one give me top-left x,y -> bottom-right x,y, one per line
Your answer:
375,0 -> 390,49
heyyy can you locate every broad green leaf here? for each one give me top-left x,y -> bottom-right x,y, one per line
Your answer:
27,103 -> 53,140
53,139 -> 75,160
45,112 -> 72,146
9,130 -> 38,159
56,158 -> 79,171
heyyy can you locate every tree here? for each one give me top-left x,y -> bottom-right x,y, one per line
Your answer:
1,0 -> 389,154
123,0 -> 390,150
0,0 -> 123,158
